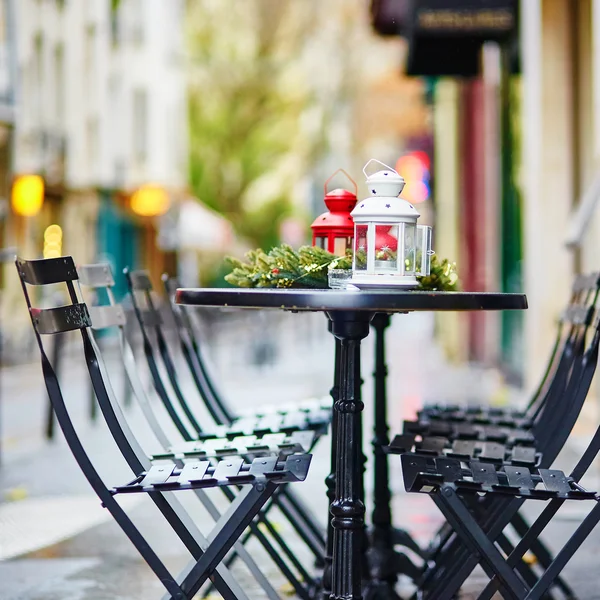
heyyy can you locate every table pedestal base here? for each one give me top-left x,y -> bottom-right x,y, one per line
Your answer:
327,310 -> 372,600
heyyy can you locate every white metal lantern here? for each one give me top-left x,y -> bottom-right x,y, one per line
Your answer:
350,159 -> 433,289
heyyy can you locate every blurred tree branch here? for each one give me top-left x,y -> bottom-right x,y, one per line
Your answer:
186,0 -> 327,249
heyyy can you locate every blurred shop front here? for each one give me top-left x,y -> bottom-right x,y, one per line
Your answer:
370,0 -> 523,382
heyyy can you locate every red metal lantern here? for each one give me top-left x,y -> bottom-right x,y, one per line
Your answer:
311,169 -> 357,256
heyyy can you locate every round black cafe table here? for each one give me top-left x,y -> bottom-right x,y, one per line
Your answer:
175,288 -> 528,600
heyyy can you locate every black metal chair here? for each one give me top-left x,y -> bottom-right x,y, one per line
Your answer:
416,272 -> 599,427
77,263 -> 322,600
78,263 -> 326,599
398,285 -> 600,598
162,274 -> 332,426
17,255 -> 312,600
160,274 -> 331,562
394,274 -> 599,468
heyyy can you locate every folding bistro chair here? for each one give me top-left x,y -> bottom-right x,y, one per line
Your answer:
17,255 -> 312,600
78,263 -> 324,599
160,274 -> 330,552
78,263 -> 320,600
162,274 -> 333,426
414,273 -> 599,429
399,276 -> 600,598
122,269 -> 328,591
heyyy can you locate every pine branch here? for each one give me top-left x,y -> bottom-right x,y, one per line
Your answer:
224,245 -> 459,291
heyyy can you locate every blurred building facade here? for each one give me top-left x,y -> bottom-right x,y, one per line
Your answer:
370,0 -> 521,381
520,0 -> 600,392
3,0 -> 187,359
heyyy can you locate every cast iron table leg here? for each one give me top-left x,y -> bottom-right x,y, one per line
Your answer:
322,336 -> 341,600
327,310 -> 372,600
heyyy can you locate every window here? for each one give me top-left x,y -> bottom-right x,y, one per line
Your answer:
54,44 -> 63,123
87,116 -> 98,166
33,33 -> 43,122
133,89 -> 147,164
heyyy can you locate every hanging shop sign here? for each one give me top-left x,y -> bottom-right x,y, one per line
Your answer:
371,0 -> 518,77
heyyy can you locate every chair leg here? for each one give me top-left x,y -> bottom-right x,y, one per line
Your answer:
191,488 -> 281,600
422,497 -> 525,599
435,488 -> 529,600
526,502 -> 600,600
510,510 -> 576,598
167,482 -> 279,600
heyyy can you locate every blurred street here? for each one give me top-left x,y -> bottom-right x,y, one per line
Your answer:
1,310 -> 599,599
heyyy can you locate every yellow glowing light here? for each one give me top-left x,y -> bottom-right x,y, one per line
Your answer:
130,185 -> 170,217
11,174 -> 44,216
43,224 -> 63,258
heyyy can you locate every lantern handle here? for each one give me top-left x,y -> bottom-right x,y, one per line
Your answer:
362,158 -> 398,179
324,168 -> 357,197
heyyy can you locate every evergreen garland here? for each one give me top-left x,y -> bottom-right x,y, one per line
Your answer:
224,244 -> 459,291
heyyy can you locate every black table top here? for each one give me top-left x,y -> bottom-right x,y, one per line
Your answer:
175,288 -> 528,313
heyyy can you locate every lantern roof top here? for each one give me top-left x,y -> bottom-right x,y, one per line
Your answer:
311,210 -> 354,230
351,196 -> 420,221
323,187 -> 357,214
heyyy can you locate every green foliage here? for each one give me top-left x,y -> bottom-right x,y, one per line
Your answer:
186,1 -> 325,249
224,244 -> 459,291
417,255 -> 459,291
224,244 -> 352,289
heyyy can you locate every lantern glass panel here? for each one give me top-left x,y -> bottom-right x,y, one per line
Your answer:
404,223 -> 416,275
374,224 -> 399,272
334,236 -> 347,256
416,225 -> 432,275
315,236 -> 327,250
354,225 -> 368,270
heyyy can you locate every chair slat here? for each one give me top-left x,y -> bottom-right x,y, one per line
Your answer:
31,303 -> 92,334
479,442 -> 506,463
139,464 -> 176,487
128,270 -> 153,291
470,461 -> 499,486
434,457 -> 462,483
178,461 -> 210,484
213,458 -> 244,481
539,469 -> 572,494
450,440 -> 477,458
17,256 -> 78,285
89,305 -> 127,330
511,446 -> 537,466
78,263 -> 115,288
504,466 -> 535,490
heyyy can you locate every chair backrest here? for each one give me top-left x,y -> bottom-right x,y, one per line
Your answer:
77,263 -> 173,450
15,256 -> 150,487
528,272 -> 599,421
124,268 -> 204,440
534,273 -> 600,465
162,274 -> 235,425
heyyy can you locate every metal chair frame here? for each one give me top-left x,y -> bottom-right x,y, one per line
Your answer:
17,256 -> 312,600
400,305 -> 600,599
77,263 -> 308,600
160,274 -> 329,556
410,277 -> 600,598
419,273 -> 598,426
80,264 -> 324,599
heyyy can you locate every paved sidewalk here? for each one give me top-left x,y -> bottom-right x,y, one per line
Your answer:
0,310 -> 599,598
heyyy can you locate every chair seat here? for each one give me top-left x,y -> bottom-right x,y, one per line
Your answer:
403,419 -> 535,445
114,453 -> 312,494
400,453 -> 597,500
197,407 -> 330,441
418,404 -> 528,426
236,395 -> 332,418
389,434 -> 541,467
160,431 -> 316,460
